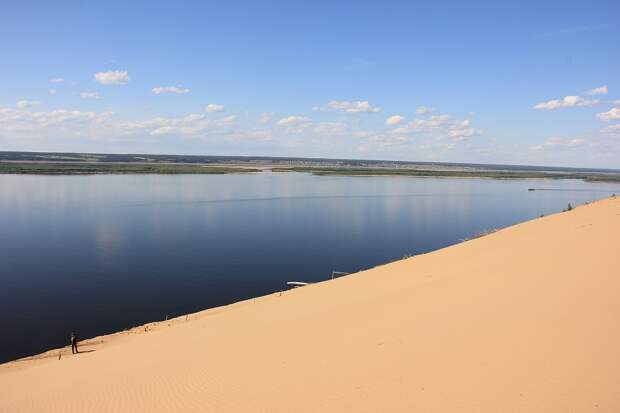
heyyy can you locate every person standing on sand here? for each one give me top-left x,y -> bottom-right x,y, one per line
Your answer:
71,332 -> 79,354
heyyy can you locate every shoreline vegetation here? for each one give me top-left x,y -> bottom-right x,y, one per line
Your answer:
0,162 -> 260,175
1,151 -> 620,181
271,166 -> 620,182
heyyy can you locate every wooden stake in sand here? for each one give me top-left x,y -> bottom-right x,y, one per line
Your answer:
331,271 -> 349,280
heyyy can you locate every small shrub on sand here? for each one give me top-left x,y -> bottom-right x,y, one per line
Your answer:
562,203 -> 574,212
460,228 -> 499,242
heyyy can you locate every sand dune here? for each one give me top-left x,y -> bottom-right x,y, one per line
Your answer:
2,196 -> 619,412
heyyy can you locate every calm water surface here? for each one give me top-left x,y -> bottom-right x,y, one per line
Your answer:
1,172 -> 618,362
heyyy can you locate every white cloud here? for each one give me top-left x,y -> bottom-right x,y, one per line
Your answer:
415,106 -> 436,115
94,70 -> 130,85
312,100 -> 382,113
228,129 -> 274,143
130,112 -> 236,136
596,107 -> 620,122
0,107 -> 113,137
448,119 -> 482,141
259,112 -> 275,123
21,109 -> 217,139
0,105 -> 236,142
277,115 -> 311,126
533,95 -> 600,110
145,114 -> 203,136
354,132 -> 411,153
152,86 -> 191,95
206,103 -> 225,113
246,129 -> 273,141
3,102 -> 619,167
386,115 -> 405,125
80,91 -> 102,100
530,137 -> 586,151
221,115 -> 236,124
16,100 -> 42,109
393,113 -> 481,141
49,78 -> 65,83
276,115 -> 312,133
601,123 -> 620,137
394,114 -> 452,133
48,89 -> 57,95
585,85 -> 608,96
614,100 -> 620,105
314,122 -> 348,136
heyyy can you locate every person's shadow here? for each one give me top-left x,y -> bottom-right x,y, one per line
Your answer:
75,349 -> 96,354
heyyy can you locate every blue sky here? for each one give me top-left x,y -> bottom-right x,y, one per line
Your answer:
1,0 -> 619,167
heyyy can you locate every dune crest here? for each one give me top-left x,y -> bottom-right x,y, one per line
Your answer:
2,197 -> 619,412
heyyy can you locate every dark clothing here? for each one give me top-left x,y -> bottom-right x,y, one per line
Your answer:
71,335 -> 78,354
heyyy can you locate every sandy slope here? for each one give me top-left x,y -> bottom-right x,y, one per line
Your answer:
1,197 -> 619,412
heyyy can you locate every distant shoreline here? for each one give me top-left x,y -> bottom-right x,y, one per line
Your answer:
0,162 -> 261,175
2,150 -> 619,173
1,150 -> 620,181
2,161 -> 620,182
271,166 -> 620,183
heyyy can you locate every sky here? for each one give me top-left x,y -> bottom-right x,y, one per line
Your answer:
1,0 -> 619,168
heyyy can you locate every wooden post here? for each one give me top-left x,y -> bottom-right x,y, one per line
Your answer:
332,271 -> 349,280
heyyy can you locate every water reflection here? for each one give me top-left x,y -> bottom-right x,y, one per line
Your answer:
94,222 -> 126,262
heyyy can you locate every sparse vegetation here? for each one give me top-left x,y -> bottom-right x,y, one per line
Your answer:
0,162 -> 260,175
272,166 -> 620,183
460,228 -> 499,242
